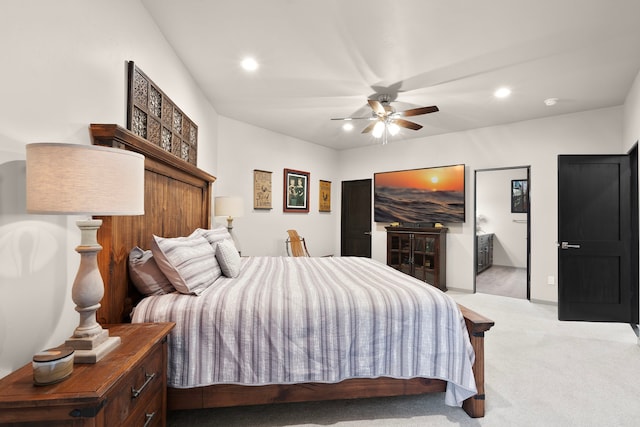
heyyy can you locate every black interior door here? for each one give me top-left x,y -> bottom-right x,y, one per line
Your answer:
341,179 -> 371,257
558,155 -> 635,322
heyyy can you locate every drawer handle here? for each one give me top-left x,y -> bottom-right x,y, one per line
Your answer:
143,412 -> 156,427
131,372 -> 156,399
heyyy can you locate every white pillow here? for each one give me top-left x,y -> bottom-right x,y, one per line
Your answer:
216,239 -> 241,278
128,247 -> 175,296
150,231 -> 222,295
197,226 -> 233,247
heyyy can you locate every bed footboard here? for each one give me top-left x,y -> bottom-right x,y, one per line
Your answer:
458,304 -> 495,418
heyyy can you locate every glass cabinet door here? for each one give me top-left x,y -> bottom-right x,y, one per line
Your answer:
388,233 -> 413,275
412,234 -> 436,284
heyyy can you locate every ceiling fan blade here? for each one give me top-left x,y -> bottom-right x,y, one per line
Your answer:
368,99 -> 386,116
400,106 -> 439,117
361,122 -> 378,134
330,116 -> 373,121
394,118 -> 423,131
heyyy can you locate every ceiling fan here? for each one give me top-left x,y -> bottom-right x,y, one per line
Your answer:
331,94 -> 439,143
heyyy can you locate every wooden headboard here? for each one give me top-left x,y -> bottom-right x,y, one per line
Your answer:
90,124 -> 216,324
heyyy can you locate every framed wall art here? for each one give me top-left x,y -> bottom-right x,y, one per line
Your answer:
319,180 -> 331,212
284,168 -> 309,213
511,179 -> 528,213
253,169 -> 272,209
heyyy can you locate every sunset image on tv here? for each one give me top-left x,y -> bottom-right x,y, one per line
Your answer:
374,165 -> 465,223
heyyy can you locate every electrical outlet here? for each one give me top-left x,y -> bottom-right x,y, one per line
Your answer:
547,276 -> 555,286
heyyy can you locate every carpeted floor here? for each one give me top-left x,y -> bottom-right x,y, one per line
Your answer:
476,265 -> 527,299
167,292 -> 640,427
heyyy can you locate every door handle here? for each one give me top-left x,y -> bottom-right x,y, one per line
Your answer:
560,241 -> 581,249
364,231 -> 372,235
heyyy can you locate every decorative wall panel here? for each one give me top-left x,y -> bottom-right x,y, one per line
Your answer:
126,61 -> 198,165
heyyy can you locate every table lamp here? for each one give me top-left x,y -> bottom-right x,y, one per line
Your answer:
214,196 -> 244,231
26,143 -> 145,363
214,196 -> 244,251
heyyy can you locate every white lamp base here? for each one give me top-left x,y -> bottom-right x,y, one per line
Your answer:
66,328 -> 109,350
66,334 -> 121,363
66,219 -> 120,364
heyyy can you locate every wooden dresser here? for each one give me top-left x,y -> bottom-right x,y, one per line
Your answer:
385,226 -> 447,291
0,322 -> 174,426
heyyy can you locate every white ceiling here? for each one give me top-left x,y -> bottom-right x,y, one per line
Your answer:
141,0 -> 640,150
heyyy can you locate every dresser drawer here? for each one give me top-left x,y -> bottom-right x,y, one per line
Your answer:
105,342 -> 164,426
124,384 -> 164,427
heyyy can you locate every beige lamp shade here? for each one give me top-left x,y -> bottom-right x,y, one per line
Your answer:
26,143 -> 145,215
214,196 -> 244,218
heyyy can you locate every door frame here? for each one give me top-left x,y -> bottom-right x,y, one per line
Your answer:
340,178 -> 372,257
474,166 -> 531,299
629,144 -> 639,326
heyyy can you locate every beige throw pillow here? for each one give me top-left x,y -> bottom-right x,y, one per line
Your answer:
128,246 -> 175,296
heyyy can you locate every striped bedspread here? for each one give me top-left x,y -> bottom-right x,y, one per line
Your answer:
132,256 -> 477,406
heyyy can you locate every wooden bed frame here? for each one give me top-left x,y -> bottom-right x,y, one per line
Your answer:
89,124 -> 495,418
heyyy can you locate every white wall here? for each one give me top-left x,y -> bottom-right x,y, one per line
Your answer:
338,107 -> 623,303
623,71 -> 640,151
0,0 -> 218,378
215,117 -> 339,257
476,168 -> 528,268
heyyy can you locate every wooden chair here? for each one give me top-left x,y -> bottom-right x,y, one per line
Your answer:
286,229 -> 310,257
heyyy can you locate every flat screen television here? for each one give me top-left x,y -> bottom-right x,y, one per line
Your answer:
374,164 -> 465,224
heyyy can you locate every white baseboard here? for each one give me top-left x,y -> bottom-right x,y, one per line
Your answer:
530,298 -> 558,306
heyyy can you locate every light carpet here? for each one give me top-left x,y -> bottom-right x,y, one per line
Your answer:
476,266 -> 527,299
167,292 -> 640,427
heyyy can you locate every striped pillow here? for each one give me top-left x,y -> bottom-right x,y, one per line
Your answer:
150,231 -> 222,295
197,226 -> 233,248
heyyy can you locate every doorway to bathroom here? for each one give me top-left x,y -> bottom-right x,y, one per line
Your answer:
474,166 -> 531,300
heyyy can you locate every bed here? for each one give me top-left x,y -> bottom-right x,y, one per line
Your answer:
90,123 -> 494,418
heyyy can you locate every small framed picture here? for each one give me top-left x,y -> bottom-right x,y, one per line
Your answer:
511,179 -> 528,213
253,169 -> 272,210
319,180 -> 331,212
284,168 -> 310,213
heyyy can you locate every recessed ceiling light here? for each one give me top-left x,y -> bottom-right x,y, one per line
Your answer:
544,97 -> 559,106
241,57 -> 258,71
342,122 -> 354,131
494,87 -> 511,98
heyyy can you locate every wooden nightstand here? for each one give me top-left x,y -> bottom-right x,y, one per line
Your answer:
0,322 -> 174,426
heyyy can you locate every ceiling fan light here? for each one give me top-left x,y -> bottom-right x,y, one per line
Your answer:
388,122 -> 400,136
342,122 -> 354,131
372,121 -> 385,138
